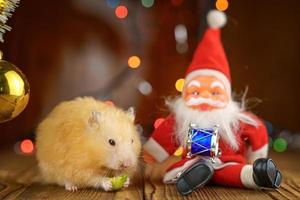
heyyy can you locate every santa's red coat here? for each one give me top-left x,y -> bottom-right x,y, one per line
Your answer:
144,114 -> 269,188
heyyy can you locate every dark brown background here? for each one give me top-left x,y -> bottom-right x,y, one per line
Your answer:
0,0 -> 299,145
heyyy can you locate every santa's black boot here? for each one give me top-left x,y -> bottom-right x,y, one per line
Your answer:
176,160 -> 214,195
253,158 -> 282,189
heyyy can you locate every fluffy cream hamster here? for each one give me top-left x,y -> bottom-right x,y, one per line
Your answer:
36,97 -> 141,191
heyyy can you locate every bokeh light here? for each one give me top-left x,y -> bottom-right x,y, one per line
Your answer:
273,138 -> 288,152
138,80 -> 152,95
128,56 -> 141,68
279,130 -> 293,144
20,139 -> 34,154
141,0 -> 155,8
174,147 -> 183,156
175,78 -> 185,92
115,5 -> 128,19
176,42 -> 188,54
105,100 -> 115,106
216,0 -> 229,11
154,118 -> 165,129
290,134 -> 300,148
106,0 -> 120,8
174,24 -> 188,44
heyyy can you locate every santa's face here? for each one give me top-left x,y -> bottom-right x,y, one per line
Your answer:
183,75 -> 229,111
169,75 -> 258,150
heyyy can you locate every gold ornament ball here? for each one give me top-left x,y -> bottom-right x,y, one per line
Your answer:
0,59 -> 30,123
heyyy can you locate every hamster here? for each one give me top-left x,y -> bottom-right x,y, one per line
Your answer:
36,97 -> 141,191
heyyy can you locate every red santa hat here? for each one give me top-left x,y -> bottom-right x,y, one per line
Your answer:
184,10 -> 231,94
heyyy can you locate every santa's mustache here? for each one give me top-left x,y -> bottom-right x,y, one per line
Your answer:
185,97 -> 226,108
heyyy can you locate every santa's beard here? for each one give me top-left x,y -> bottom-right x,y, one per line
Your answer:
167,97 -> 258,150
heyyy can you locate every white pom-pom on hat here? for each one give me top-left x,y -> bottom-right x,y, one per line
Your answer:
207,9 -> 227,29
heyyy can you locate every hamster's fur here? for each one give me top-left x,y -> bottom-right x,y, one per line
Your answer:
36,97 -> 141,191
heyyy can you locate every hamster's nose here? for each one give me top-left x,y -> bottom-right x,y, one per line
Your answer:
120,159 -> 132,169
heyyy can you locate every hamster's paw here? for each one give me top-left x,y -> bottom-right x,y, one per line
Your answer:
65,182 -> 78,192
123,177 -> 130,188
101,178 -> 113,191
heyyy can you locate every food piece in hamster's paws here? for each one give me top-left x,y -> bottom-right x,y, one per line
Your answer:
110,175 -> 128,190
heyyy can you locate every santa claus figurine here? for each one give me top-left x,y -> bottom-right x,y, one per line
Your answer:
143,10 -> 282,195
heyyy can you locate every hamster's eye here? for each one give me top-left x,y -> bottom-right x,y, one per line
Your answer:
131,139 -> 134,143
108,139 -> 116,146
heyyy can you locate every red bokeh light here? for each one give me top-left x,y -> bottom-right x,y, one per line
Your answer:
154,118 -> 165,129
115,5 -> 128,19
105,100 -> 115,106
20,139 -> 34,154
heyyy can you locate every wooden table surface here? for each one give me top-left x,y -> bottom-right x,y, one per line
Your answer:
0,147 -> 299,200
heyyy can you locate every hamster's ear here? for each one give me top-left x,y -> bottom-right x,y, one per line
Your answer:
88,111 -> 101,129
126,107 -> 135,121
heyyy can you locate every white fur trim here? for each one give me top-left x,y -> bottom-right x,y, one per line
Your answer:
246,144 -> 268,164
212,157 -> 239,170
240,165 -> 260,189
185,69 -> 231,95
163,157 -> 201,184
195,157 -> 239,170
143,138 -> 169,162
207,10 -> 227,29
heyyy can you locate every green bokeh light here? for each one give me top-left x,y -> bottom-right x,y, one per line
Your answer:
142,0 -> 155,8
273,138 -> 288,152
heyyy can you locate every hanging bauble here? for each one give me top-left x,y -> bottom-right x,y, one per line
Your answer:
0,52 -> 29,123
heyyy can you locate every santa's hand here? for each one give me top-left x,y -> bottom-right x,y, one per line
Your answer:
145,163 -> 164,182
145,156 -> 182,182
145,163 -> 153,178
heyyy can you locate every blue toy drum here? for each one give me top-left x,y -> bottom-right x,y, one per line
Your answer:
186,124 -> 221,159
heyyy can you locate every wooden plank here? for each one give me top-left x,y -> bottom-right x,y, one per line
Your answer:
144,180 -> 274,200
202,185 -> 273,200
0,148 -> 145,200
113,174 -> 145,200
144,170 -> 300,200
1,147 -> 300,199
264,171 -> 300,200
0,182 -> 26,200
0,149 -> 37,184
3,183 -> 115,200
2,179 -> 144,200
